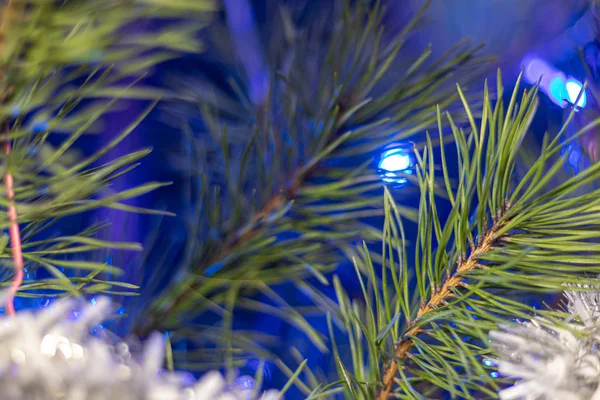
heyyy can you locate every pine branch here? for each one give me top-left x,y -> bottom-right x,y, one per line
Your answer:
3,140 -> 24,316
134,76 -> 380,337
134,0 -> 486,349
0,0 -> 215,303
316,72 -> 600,398
378,213 -> 510,399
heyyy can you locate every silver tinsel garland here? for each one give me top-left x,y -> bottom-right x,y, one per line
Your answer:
490,286 -> 600,400
0,296 -> 281,400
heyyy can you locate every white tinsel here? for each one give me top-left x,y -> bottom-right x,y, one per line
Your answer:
490,286 -> 600,400
0,296 -> 281,400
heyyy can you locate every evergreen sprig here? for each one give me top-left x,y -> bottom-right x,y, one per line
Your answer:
132,0 -> 487,364
309,73 -> 600,399
0,0 -> 214,301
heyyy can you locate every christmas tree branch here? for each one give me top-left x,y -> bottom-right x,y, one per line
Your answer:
319,74 -> 600,398
378,215 -> 509,399
134,0 -> 485,347
135,97 -> 375,337
0,0 -> 215,304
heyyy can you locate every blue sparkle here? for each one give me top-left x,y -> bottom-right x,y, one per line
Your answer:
90,298 -> 96,305
38,298 -> 51,308
490,372 -> 500,378
483,359 -> 494,367
549,76 -> 567,107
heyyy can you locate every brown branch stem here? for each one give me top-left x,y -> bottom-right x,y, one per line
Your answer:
377,219 -> 508,399
3,141 -> 23,316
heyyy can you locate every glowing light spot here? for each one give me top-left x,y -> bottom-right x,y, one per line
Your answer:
90,298 -> 96,306
520,56 -> 586,109
379,149 -> 411,171
566,79 -> 587,107
522,57 -> 554,85
491,372 -> 500,378
548,75 -> 567,107
378,148 -> 411,184
483,359 -> 495,367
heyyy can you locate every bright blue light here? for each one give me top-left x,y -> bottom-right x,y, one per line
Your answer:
90,298 -> 96,305
378,148 -> 411,184
490,372 -> 500,378
521,56 -> 587,109
483,359 -> 495,367
379,149 -> 411,171
548,76 -> 566,107
566,79 -> 586,108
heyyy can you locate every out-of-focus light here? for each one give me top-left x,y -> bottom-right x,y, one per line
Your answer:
565,79 -> 587,108
379,149 -> 411,171
548,75 -> 567,107
378,148 -> 411,184
523,57 -> 554,85
483,359 -> 495,367
521,56 -> 587,110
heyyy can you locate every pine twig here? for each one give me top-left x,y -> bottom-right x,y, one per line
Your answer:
377,218 -> 509,399
0,1 -> 23,317
134,173 -> 299,337
3,140 -> 23,317
134,98 -> 353,337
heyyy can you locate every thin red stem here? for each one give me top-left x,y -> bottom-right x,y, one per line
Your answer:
3,141 -> 23,316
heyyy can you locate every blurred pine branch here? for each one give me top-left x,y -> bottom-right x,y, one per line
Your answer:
132,0 -> 490,383
0,0 -> 214,302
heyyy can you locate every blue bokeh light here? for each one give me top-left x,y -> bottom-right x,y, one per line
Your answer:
521,56 -> 586,109
378,147 -> 412,184
548,75 -> 567,107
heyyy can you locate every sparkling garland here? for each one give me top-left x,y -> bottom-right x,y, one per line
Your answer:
491,286 -> 600,400
0,297 -> 281,400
